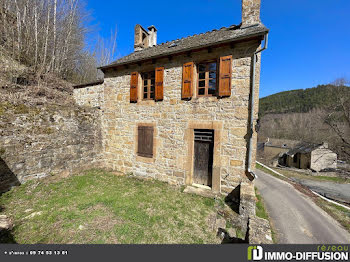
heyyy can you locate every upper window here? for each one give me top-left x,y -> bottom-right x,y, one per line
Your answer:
197,62 -> 217,97
142,71 -> 155,100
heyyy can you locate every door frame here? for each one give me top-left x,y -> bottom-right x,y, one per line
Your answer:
185,120 -> 222,193
193,130 -> 214,187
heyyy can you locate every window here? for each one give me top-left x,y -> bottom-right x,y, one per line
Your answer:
142,71 -> 155,100
137,126 -> 154,158
197,62 -> 217,97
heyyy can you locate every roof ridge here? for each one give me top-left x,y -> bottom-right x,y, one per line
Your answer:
99,23 -> 268,69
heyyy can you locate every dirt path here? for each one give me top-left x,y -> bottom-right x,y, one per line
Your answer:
255,169 -> 350,244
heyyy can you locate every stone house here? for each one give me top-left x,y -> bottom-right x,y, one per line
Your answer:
281,142 -> 337,172
258,138 -> 300,157
74,0 -> 269,217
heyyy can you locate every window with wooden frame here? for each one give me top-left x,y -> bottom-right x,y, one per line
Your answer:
142,71 -> 155,100
137,126 -> 154,158
197,61 -> 217,97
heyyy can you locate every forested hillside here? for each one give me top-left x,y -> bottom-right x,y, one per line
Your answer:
259,85 -> 350,116
258,82 -> 350,162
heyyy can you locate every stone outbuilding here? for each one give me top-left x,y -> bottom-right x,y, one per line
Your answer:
281,142 -> 337,172
73,0 -> 269,217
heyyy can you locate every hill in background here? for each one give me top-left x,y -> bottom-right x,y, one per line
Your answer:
259,85 -> 350,117
258,84 -> 350,162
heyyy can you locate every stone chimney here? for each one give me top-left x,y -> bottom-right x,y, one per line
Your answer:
147,26 -> 157,47
134,24 -> 149,51
242,0 -> 261,26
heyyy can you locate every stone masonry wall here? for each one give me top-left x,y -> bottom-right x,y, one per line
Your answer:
73,84 -> 104,108
0,104 -> 103,193
96,39 -> 262,216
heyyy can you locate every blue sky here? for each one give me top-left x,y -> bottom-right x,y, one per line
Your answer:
85,0 -> 350,98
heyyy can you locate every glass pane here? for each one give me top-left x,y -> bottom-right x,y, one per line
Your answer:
144,93 -> 148,99
209,79 -> 216,88
151,79 -> 155,85
198,64 -> 206,72
209,63 -> 216,71
199,72 -> 205,80
199,81 -> 205,87
144,80 -> 148,86
198,88 -> 205,95
150,92 -> 155,99
209,71 -> 216,79
208,88 -> 215,95
144,86 -> 148,93
151,86 -> 155,92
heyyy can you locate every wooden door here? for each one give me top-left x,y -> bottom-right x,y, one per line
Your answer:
193,130 -> 214,187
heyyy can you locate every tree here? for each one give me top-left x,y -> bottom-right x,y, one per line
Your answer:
0,0 -> 116,84
323,78 -> 350,159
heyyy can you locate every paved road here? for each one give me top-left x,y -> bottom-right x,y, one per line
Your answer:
255,169 -> 350,244
291,178 -> 350,204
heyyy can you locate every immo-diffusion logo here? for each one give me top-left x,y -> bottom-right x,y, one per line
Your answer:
247,245 -> 349,261
248,246 -> 263,261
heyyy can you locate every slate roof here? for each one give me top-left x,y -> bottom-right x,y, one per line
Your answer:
285,142 -> 324,156
73,80 -> 104,89
100,23 -> 269,70
264,138 -> 300,149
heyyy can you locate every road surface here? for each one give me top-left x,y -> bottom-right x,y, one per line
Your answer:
255,169 -> 350,244
291,178 -> 350,204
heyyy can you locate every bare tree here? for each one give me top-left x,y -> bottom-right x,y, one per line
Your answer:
323,78 -> 350,159
0,0 -> 111,84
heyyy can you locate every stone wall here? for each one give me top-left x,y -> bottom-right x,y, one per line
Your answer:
93,40 -> 262,216
73,84 -> 104,108
311,148 -> 337,172
0,104 -> 103,193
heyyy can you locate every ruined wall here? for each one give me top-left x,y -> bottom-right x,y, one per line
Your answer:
0,104 -> 103,193
97,40 -> 261,213
73,84 -> 104,108
311,148 -> 337,172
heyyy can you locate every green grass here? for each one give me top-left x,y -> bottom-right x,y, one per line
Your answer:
255,187 -> 277,243
256,163 -> 349,184
255,187 -> 268,220
0,170 -> 221,244
275,168 -> 349,184
315,199 -> 350,233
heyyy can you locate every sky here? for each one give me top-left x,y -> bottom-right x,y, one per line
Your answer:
85,0 -> 350,98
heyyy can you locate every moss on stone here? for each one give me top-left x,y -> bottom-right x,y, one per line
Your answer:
13,104 -> 30,114
0,148 -> 5,156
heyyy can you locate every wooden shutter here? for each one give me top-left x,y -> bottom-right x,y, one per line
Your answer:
155,67 -> 164,101
137,126 -> 154,158
182,62 -> 194,99
218,55 -> 232,97
130,72 -> 138,102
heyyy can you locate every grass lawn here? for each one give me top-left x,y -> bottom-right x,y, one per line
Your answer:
0,170 -> 221,244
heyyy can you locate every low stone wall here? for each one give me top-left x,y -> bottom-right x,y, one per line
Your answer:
73,84 -> 104,108
0,104 -> 103,193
